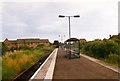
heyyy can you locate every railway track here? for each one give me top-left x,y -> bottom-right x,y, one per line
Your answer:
11,54 -> 50,81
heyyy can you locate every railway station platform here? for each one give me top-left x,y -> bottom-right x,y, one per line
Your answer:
29,48 -> 119,81
29,48 -> 58,81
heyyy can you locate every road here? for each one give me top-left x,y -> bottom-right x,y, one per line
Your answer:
53,48 -> 119,81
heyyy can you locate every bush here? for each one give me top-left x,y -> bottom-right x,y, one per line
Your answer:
106,53 -> 119,64
80,38 -> 119,67
82,39 -> 118,58
53,40 -> 59,48
2,42 -> 8,56
19,46 -> 32,50
104,40 -> 118,57
35,44 -> 45,50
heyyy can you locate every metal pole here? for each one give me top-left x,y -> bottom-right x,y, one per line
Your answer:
68,16 -> 71,39
59,15 -> 80,59
68,16 -> 71,59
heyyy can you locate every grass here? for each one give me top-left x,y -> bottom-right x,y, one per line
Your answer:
2,45 -> 54,81
81,50 -> 119,68
0,57 -> 2,81
104,54 -> 119,67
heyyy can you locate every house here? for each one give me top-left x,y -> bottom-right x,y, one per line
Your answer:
40,39 -> 50,46
17,38 -> 41,48
4,38 -> 50,50
4,38 -> 17,49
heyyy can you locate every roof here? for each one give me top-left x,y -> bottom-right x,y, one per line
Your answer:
17,38 -> 40,43
9,40 -> 17,44
4,38 -> 50,44
4,38 -> 17,44
40,39 -> 49,43
65,38 -> 79,42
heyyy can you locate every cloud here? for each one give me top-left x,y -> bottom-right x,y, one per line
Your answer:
1,1 -> 118,42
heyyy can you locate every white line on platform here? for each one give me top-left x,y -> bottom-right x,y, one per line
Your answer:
44,48 -> 58,81
81,54 -> 120,74
29,49 -> 57,81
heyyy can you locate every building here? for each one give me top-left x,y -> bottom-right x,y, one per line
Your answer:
4,38 -> 50,50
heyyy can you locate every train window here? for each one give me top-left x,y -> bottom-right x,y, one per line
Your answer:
64,38 -> 80,59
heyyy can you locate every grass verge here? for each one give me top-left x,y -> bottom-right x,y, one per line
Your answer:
2,45 -> 54,80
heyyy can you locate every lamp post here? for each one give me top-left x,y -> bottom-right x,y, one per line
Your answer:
59,15 -> 80,59
58,35 -> 65,43
58,15 -> 80,39
58,35 -> 65,49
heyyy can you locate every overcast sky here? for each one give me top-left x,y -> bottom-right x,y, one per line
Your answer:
0,0 -> 119,43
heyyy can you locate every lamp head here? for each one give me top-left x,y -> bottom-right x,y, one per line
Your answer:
59,15 -> 65,18
74,15 -> 80,18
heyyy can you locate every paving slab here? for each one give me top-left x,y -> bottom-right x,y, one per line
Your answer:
53,48 -> 119,81
29,48 -> 58,81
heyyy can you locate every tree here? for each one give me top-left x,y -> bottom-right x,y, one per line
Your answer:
53,40 -> 59,48
2,42 -> 8,56
104,40 -> 118,57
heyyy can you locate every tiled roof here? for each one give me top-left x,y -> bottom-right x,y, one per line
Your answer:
40,39 -> 49,43
17,39 -> 40,43
9,40 -> 17,44
4,38 -> 50,44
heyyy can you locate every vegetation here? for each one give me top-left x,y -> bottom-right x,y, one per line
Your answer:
1,43 -> 8,56
2,44 -> 54,80
80,33 -> 120,67
0,43 -> 1,81
18,46 -> 32,50
53,40 -> 59,48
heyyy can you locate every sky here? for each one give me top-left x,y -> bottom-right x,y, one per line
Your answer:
0,0 -> 120,43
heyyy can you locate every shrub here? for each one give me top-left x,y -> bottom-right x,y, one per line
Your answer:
104,40 -> 118,57
35,44 -> 45,50
107,53 -> 119,64
81,39 -> 118,58
19,46 -> 32,50
80,38 -> 119,67
2,42 -> 8,56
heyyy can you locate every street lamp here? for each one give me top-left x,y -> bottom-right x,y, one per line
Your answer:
58,15 -> 80,39
58,35 -> 65,49
59,15 -> 80,59
58,35 -> 65,43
